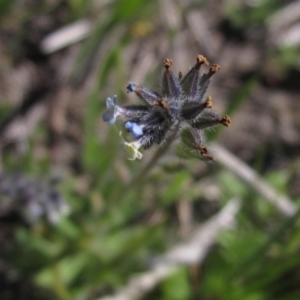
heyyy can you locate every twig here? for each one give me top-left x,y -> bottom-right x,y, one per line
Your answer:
98,198 -> 241,300
267,1 -> 300,33
40,20 -> 91,54
211,143 -> 297,216
267,1 -> 300,47
273,23 -> 300,47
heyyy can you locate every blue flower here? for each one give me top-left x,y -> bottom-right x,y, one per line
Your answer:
125,121 -> 143,139
102,95 -> 120,125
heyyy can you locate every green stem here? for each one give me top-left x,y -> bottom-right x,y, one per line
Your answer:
132,135 -> 176,186
51,264 -> 72,300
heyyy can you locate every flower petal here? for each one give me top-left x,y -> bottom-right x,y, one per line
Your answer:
125,121 -> 143,139
102,96 -> 120,125
123,141 -> 143,160
102,107 -> 115,124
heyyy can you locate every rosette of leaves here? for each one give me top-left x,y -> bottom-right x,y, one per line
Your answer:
102,55 -> 231,160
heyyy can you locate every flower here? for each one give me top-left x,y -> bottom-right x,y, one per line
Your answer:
102,95 -> 120,125
118,129 -> 143,160
125,121 -> 143,139
102,55 -> 231,161
123,140 -> 143,160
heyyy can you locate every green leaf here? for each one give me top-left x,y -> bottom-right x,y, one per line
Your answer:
161,172 -> 189,204
162,267 -> 191,300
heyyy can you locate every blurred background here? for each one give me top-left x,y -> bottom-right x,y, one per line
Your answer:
1,0 -> 300,299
